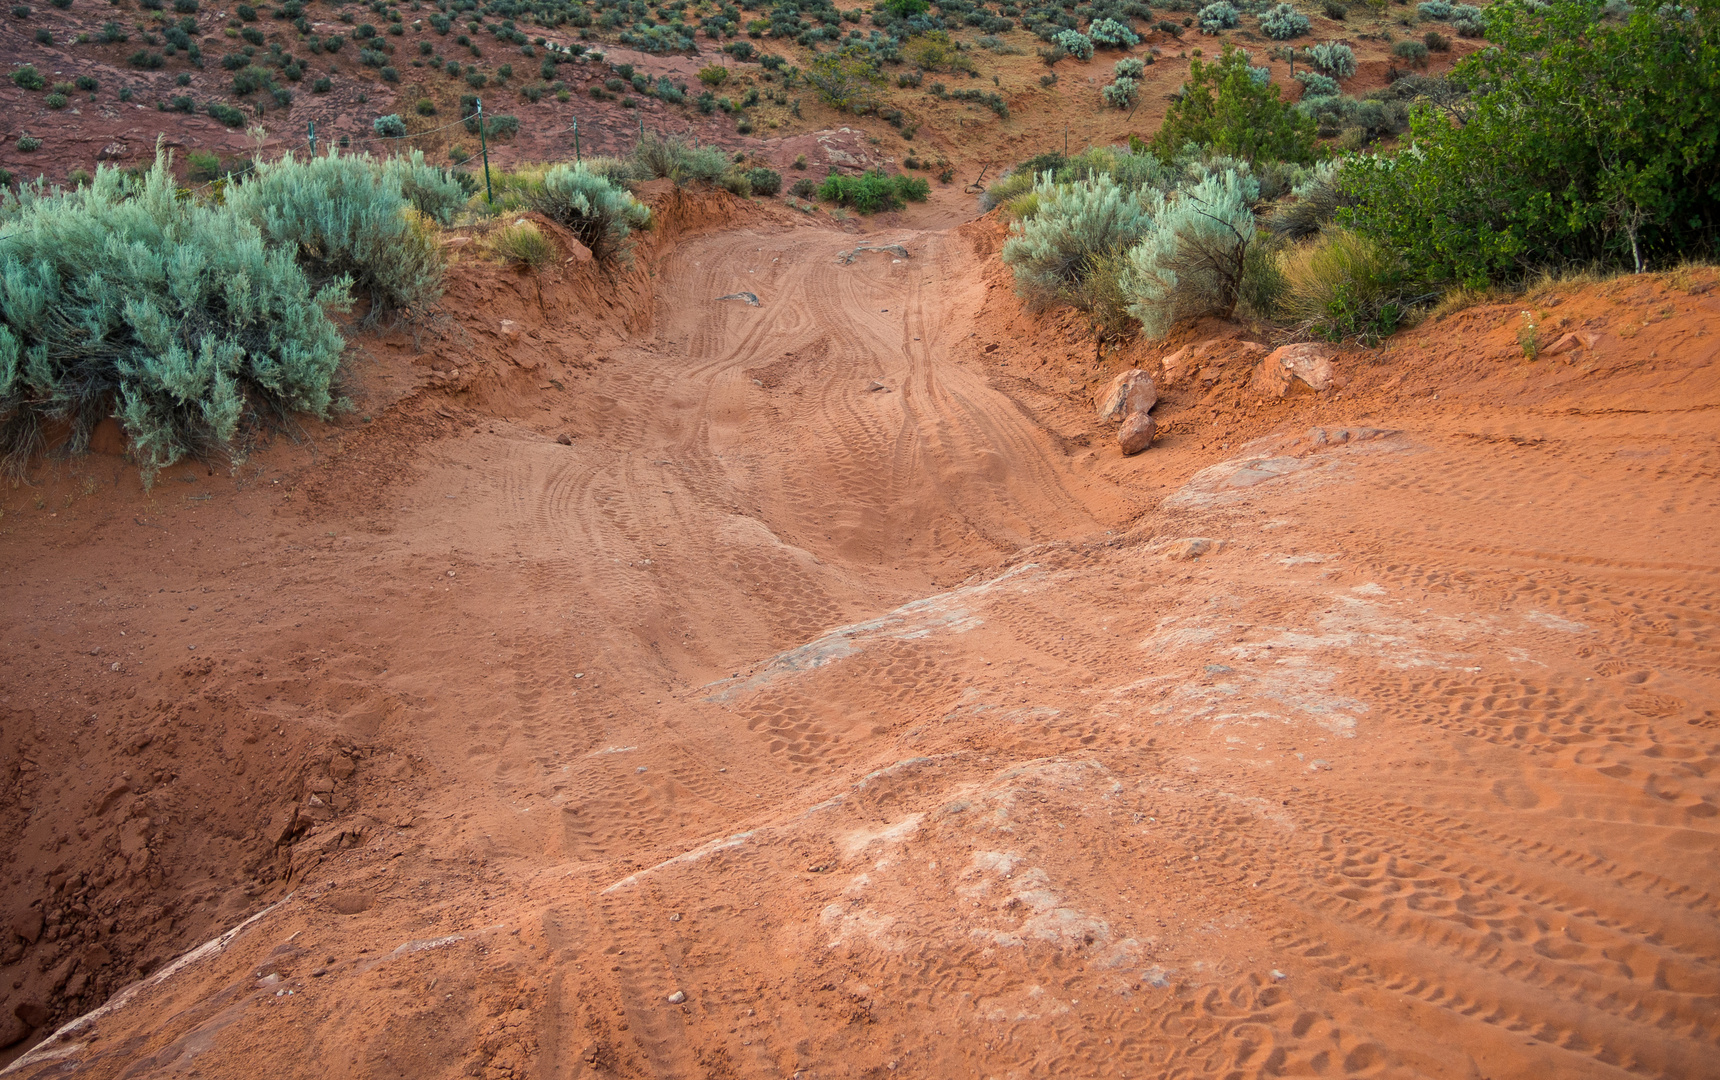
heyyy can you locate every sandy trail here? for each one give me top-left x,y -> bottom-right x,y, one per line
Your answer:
2,211 -> 1717,1079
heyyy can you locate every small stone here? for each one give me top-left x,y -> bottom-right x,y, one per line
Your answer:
329,754 -> 356,780
556,433 -> 574,446
669,913 -> 681,922
666,990 -> 686,1004
1251,344 -> 1337,397
1097,369 -> 1158,422
12,998 -> 49,1029
1118,412 -> 1157,455
1163,537 -> 1222,562
0,1010 -> 28,1050
500,320 -> 522,341
10,909 -> 44,945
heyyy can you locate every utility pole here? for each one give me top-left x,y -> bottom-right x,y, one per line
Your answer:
477,98 -> 493,205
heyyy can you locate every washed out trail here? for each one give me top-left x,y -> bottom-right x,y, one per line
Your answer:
2,214 -> 1718,1080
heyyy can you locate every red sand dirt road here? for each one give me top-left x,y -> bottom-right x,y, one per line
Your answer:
2,193 -> 1719,1079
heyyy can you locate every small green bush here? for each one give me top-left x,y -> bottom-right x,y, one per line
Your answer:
717,167 -> 753,197
16,135 -> 42,152
1276,227 -> 1409,342
1392,38 -> 1429,63
1115,57 -> 1146,79
1089,17 -> 1140,47
1415,0 -> 1450,18
11,65 -> 44,91
1054,28 -> 1094,58
789,176 -> 818,198
1259,2 -> 1311,38
1323,0 -> 1347,18
1102,76 -> 1138,107
0,155 -> 350,481
1153,45 -> 1318,163
746,167 -> 782,195
205,101 -> 245,126
528,163 -> 651,263
1294,70 -> 1339,95
1424,29 -> 1450,50
1308,40 -> 1356,78
75,74 -> 98,92
488,220 -> 554,269
1197,2 -> 1239,32
631,132 -> 726,184
373,113 -> 408,137
129,50 -> 165,69
817,170 -> 930,213
44,92 -> 67,109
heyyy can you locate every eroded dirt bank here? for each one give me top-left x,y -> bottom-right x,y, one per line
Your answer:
2,195 -> 1718,1079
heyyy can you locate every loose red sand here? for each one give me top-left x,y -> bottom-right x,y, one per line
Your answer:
2,188 -> 1718,1079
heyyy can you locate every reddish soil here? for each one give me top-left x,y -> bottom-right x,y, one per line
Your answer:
3,184 -> 1718,1079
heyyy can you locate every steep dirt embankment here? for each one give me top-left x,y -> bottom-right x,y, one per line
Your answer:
2,200 -> 1718,1080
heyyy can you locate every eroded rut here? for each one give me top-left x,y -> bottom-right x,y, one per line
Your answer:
3,218 -> 1718,1080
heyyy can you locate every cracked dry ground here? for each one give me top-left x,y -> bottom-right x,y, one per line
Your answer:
2,213 -> 1718,1080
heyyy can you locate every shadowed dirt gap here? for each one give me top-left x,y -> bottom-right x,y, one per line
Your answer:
2,197 -> 1718,1079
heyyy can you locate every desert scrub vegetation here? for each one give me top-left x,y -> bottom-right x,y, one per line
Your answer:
528,163 -> 652,263
817,170 -> 931,213
0,155 -> 349,481
1339,0 -> 1720,284
1153,46 -> 1319,164
224,151 -> 456,318
0,147 -> 478,480
486,220 -> 556,270
998,146 -> 1302,338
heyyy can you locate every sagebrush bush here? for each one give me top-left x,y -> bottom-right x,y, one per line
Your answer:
1115,57 -> 1146,78
1415,0 -> 1450,18
1102,76 -> 1139,107
529,162 -> 651,262
1449,2 -> 1484,35
224,152 -> 446,318
380,150 -> 468,223
1259,2 -> 1311,38
1268,159 -> 1343,238
1089,17 -> 1140,46
817,170 -> 930,212
0,155 -> 349,481
1393,38 -> 1430,63
1055,28 -> 1094,58
1001,173 -> 1149,307
1121,167 -> 1259,338
1276,227 -> 1410,341
1294,70 -> 1339,95
1308,40 -> 1356,77
632,132 -> 727,184
1198,2 -> 1240,32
